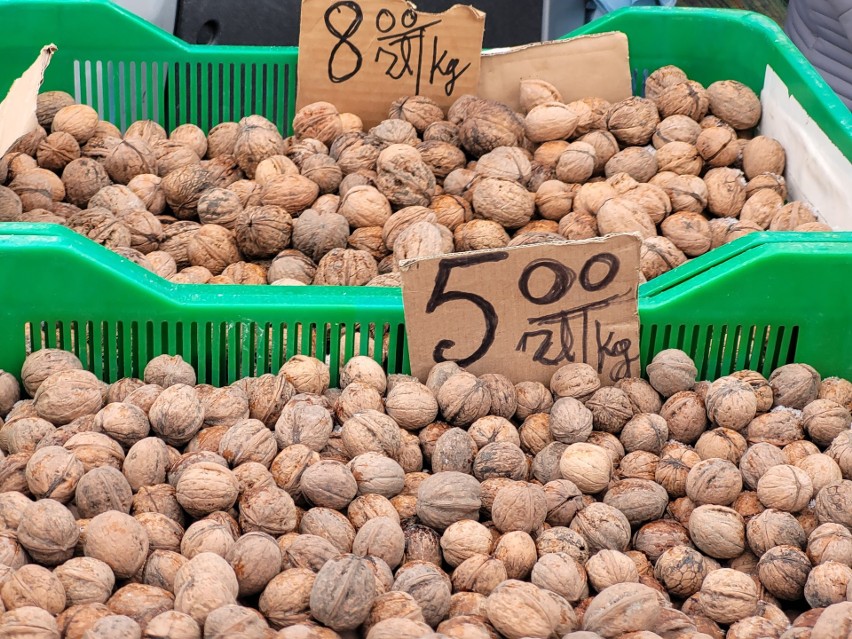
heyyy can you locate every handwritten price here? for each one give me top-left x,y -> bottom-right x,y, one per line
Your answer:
323,0 -> 471,95
400,236 -> 642,385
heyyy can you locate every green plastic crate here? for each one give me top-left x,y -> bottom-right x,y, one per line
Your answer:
1,0 -> 850,385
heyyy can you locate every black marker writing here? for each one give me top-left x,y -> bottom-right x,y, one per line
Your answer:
426,252 -> 509,366
515,291 -> 632,371
325,1 -> 364,83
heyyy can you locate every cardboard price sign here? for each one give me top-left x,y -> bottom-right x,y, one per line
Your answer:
400,235 -> 641,385
297,0 -> 485,128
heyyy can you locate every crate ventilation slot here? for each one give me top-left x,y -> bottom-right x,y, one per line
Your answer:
24,319 -> 402,385
641,323 -> 800,379
73,60 -> 292,133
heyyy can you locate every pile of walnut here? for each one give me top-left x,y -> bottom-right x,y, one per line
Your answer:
0,349 -> 850,638
0,65 -> 831,286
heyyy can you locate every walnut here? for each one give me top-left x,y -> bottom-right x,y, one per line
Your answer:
454,219 -> 510,251
519,79 -> 563,113
619,413 -> 667,454
35,130 -> 80,172
48,104 -> 98,144
803,400 -> 850,447
702,167 -> 746,217
644,66 -> 689,102
416,471 -> 481,530
695,127 -> 738,168
552,142 -> 595,183
255,154 -> 299,185
818,377 -> 852,412
458,99 -> 524,157
738,188 -> 784,230
755,464 -> 813,513
293,102 -> 343,145
376,144 -> 436,208
689,505 -> 746,559
640,237 -> 687,280
657,173 -> 709,214
314,248 -> 378,285
769,201 -> 818,230
524,103 -> 579,143
233,120 -> 286,177
485,580 -> 561,639
770,363 -> 821,409
300,154 -> 342,194
161,164 -> 212,219
231,205 -> 292,260
606,97 -> 660,146
707,81 -> 761,130
475,146 -> 532,184
153,140 -> 200,177
747,408 -> 804,447
596,197 -> 657,239
440,520 -> 494,569
746,508 -> 805,556
369,118 -> 419,146
653,114 -> 702,148
67,207 -> 132,248
704,376 -> 758,430
699,568 -> 759,623
807,523 -> 852,565
261,174 -> 320,213
416,140 -> 465,178
611,465 -> 669,516
285,212 -> 345,265
10,168 -> 66,210
392,560 -> 452,626
660,211 -> 711,257
756,545 -> 811,601
656,80 -> 710,121
605,146 -> 658,182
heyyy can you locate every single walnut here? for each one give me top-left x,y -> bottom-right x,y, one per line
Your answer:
416,471 -> 481,531
519,79 -> 563,113
491,482 -> 547,534
233,120 -> 286,177
802,400 -> 850,448
770,363 -> 821,409
704,167 -> 747,217
818,377 -> 852,412
695,129 -> 742,175
458,99 -> 524,157
653,545 -> 709,598
313,248 -> 378,286
757,545 -> 811,601
683,458 -> 743,506
646,349 -> 697,398
292,102 -> 343,145
689,505 -> 745,559
707,81 -> 761,130
606,97 -> 660,146
153,139 -> 200,177
640,237 -> 687,280
699,568 -> 759,624
705,376 -> 758,430
604,147 -> 658,183
620,414 -> 668,455
50,104 -> 99,144
757,464 -> 813,513
596,197 -> 657,239
644,66 -> 689,102
653,114 -> 703,148
524,103 -> 579,143
746,508 -> 805,556
747,408 -> 804,447
454,219 -> 510,251
484,580 -> 562,639
33,369 -> 104,426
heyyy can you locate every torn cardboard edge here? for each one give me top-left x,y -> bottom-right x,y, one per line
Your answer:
479,32 -> 632,107
0,44 -> 57,157
296,0 -> 632,127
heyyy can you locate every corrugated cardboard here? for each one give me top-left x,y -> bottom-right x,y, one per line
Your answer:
297,0 -> 485,128
0,44 -> 56,156
479,32 -> 632,109
400,234 -> 641,386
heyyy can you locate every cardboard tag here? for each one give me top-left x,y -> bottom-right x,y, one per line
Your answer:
0,44 -> 56,156
400,234 -> 642,385
479,32 -> 632,109
297,0 -> 485,128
